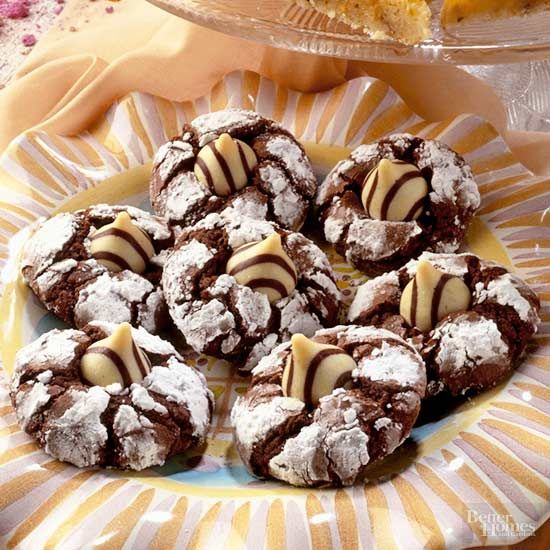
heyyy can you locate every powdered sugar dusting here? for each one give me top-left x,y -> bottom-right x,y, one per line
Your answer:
12,329 -> 86,388
143,357 -> 213,439
279,293 -> 323,336
162,240 -> 214,302
354,341 -> 425,388
405,252 -> 471,278
22,213 -> 78,279
88,204 -> 172,241
476,274 -> 537,323
131,385 -> 168,415
231,392 -> 305,462
348,271 -> 400,322
433,315 -> 509,372
163,172 -> 209,221
113,404 -> 168,470
44,386 -> 110,468
15,382 -> 51,430
176,299 -> 236,353
346,218 -> 422,261
417,140 -> 480,211
265,136 -> 314,182
192,109 -> 264,146
74,271 -> 158,328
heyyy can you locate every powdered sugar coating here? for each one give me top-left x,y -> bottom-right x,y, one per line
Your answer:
22,205 -> 173,334
476,273 -> 540,325
348,252 -> 540,397
231,392 -> 305,463
163,213 -> 340,371
113,405 -> 168,470
355,341 -> 425,387
130,385 -> 168,415
348,271 -> 400,322
87,204 -> 172,241
11,329 -> 87,389
74,271 -> 163,334
346,218 -> 422,262
22,213 -> 79,280
44,386 -> 110,468
404,251 -> 471,278
316,134 -> 480,276
10,326 -> 213,470
432,316 -> 509,374
150,109 -> 314,232
143,357 -> 213,439
15,382 -> 51,430
231,325 -> 425,487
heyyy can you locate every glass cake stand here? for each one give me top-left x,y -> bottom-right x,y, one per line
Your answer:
148,0 -> 550,131
148,0 -> 550,64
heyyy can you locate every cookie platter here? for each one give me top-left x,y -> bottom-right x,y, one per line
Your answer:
147,0 -> 550,64
0,72 -> 548,548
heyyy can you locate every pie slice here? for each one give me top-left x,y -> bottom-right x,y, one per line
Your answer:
441,0 -> 550,26
302,0 -> 432,45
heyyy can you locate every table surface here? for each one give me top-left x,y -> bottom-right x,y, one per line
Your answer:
0,2 -> 548,549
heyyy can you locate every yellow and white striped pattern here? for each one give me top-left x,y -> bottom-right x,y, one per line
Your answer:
0,70 -> 548,549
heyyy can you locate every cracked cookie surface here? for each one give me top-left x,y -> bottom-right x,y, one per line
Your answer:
231,325 -> 426,487
316,134 -> 480,276
161,199 -> 341,372
150,109 -> 316,232
349,252 -> 541,397
21,204 -> 173,334
10,322 -> 214,470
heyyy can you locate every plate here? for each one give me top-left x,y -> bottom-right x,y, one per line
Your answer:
0,71 -> 549,549
148,0 -> 550,64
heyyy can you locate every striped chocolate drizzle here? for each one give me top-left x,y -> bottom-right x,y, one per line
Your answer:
226,233 -> 298,303
302,348 -> 348,405
285,348 -> 351,403
362,159 -> 428,222
195,136 -> 255,195
281,334 -> 358,406
400,260 -> 472,333
408,273 -> 454,329
378,169 -> 424,221
81,343 -> 150,388
430,273 -> 454,328
91,227 -> 151,271
228,253 -> 297,284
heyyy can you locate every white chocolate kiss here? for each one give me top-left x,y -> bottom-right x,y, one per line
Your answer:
400,260 -> 471,332
281,334 -> 357,406
80,323 -> 152,387
194,133 -> 258,196
226,232 -> 297,304
90,212 -> 155,274
361,159 -> 428,221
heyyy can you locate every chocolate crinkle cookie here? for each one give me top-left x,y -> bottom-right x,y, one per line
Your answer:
316,134 -> 481,276
10,321 -> 214,470
150,109 -> 317,232
231,325 -> 426,487
161,201 -> 341,372
21,204 -> 174,334
349,252 -> 541,397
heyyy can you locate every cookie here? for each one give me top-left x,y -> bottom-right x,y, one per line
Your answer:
21,204 -> 174,334
349,252 -> 541,396
150,109 -> 317,232
316,134 -> 480,276
161,201 -> 341,372
10,321 -> 214,470
231,325 -> 426,487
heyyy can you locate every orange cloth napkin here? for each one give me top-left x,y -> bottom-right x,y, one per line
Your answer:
0,0 -> 548,174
